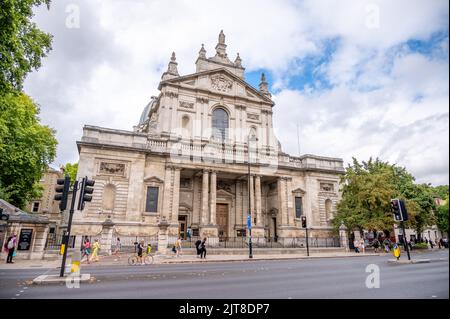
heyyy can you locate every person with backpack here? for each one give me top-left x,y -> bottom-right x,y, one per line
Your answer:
195,238 -> 202,258
199,237 -> 207,259
4,234 -> 17,263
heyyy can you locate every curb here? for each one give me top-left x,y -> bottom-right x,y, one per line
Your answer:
387,259 -> 431,265
157,253 -> 381,264
32,273 -> 92,285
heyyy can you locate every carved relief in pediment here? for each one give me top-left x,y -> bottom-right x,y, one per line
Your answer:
210,74 -> 233,92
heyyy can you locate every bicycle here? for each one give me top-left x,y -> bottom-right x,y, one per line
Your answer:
128,252 -> 154,265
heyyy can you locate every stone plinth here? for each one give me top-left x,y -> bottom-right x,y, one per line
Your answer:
157,217 -> 170,254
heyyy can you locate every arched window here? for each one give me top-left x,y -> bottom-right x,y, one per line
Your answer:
212,108 -> 229,141
325,199 -> 333,220
102,184 -> 116,211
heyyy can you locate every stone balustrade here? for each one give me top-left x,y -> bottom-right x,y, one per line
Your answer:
79,125 -> 344,173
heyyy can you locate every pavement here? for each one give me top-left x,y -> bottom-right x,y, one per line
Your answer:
0,250 -> 381,269
0,249 -> 447,299
0,248 -> 445,269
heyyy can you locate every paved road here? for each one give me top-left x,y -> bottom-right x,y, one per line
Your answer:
1,250 -> 448,299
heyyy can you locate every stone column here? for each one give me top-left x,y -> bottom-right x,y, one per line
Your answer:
277,178 -> 286,226
201,170 -> 209,225
162,166 -> 173,221
255,175 -> 262,227
286,177 -> 294,226
100,218 -> 115,255
209,171 -> 217,225
171,168 -> 181,224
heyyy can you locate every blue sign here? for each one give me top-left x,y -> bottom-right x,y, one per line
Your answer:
247,214 -> 252,229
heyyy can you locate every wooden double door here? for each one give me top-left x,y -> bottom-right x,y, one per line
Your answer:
216,204 -> 229,241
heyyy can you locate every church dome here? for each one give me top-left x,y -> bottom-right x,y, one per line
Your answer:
138,97 -> 157,125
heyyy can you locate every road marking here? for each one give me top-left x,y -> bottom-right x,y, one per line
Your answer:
432,295 -> 437,298
15,294 -> 20,296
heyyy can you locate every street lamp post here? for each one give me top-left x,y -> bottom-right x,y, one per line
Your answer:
247,134 -> 258,259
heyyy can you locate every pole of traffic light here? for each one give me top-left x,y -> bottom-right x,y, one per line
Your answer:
60,180 -> 78,277
305,224 -> 310,257
400,221 -> 411,261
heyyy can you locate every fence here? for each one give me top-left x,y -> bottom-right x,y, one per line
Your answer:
174,236 -> 340,249
111,234 -> 158,253
45,233 -> 76,250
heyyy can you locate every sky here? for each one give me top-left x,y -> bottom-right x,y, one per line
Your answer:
24,0 -> 449,186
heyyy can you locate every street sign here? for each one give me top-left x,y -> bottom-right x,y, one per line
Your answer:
247,214 -> 252,230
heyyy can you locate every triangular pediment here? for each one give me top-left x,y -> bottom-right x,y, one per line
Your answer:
292,187 -> 306,194
158,68 -> 274,104
143,176 -> 164,183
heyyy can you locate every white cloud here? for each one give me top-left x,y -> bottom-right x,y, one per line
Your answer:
24,0 -> 449,185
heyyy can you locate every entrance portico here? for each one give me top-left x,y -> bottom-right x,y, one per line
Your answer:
169,166 -> 279,245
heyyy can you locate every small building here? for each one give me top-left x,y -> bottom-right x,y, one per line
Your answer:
0,199 -> 50,260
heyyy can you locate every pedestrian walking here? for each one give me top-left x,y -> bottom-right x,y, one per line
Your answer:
360,238 -> 365,254
430,239 -> 434,249
195,238 -> 202,258
199,237 -> 207,259
146,243 -> 152,254
372,238 -> 380,253
90,239 -> 100,262
4,234 -> 17,263
383,239 -> 390,253
137,240 -> 145,265
175,237 -> 182,257
187,227 -> 192,242
113,237 -> 122,256
81,238 -> 91,263
353,239 -> 360,253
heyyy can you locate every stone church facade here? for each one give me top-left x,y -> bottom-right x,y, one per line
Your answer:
73,31 -> 345,246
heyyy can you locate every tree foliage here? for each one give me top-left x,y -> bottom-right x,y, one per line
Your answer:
333,157 -> 438,238
0,0 -> 52,92
62,162 -> 78,185
436,196 -> 449,234
0,92 -> 57,208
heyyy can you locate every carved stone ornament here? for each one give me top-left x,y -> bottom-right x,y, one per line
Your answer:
99,162 -> 125,176
247,113 -> 259,120
320,182 -> 334,192
211,75 -> 233,92
179,101 -> 194,109
217,181 -> 232,193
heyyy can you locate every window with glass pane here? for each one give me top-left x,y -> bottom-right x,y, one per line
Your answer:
212,108 -> 228,141
145,187 -> 159,212
295,197 -> 303,219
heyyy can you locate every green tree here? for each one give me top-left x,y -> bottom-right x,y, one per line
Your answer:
0,0 -> 52,92
0,92 -> 57,208
333,157 -> 438,240
436,196 -> 449,234
332,158 -> 396,235
62,162 -> 78,185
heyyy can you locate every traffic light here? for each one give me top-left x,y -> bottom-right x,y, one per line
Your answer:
301,215 -> 307,228
390,199 -> 403,221
54,175 -> 71,211
0,208 -> 9,221
78,176 -> 95,211
399,199 -> 408,221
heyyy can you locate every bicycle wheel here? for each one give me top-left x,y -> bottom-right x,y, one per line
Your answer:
128,255 -> 138,265
144,255 -> 154,265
